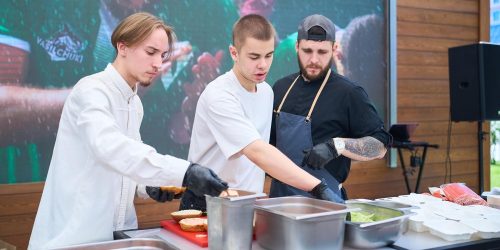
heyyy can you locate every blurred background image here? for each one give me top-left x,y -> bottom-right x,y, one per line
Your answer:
0,0 -> 388,184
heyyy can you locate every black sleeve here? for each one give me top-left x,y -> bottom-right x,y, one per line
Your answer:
347,86 -> 392,147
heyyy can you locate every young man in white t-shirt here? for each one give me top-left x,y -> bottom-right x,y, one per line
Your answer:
180,14 -> 343,210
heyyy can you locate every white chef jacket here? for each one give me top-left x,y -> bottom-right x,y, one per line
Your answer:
28,64 -> 190,249
188,70 -> 273,193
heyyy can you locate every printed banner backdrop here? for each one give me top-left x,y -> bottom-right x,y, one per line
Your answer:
0,0 -> 387,184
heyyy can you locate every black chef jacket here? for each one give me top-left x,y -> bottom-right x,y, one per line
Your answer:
270,72 -> 391,183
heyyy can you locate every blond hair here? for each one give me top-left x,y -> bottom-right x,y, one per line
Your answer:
111,12 -> 176,59
232,14 -> 275,50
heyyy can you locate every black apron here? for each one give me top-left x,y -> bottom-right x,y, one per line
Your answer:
270,69 -> 343,199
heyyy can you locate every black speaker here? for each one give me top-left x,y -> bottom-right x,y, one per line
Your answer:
448,43 -> 500,121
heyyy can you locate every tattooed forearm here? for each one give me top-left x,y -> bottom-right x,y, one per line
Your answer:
341,136 -> 386,161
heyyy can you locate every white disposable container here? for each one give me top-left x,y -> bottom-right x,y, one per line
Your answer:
408,212 -> 445,233
462,204 -> 500,217
385,193 -> 442,207
423,220 -> 476,241
459,219 -> 500,239
433,208 -> 483,221
483,214 -> 500,224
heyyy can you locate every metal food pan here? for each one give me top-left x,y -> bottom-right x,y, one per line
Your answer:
254,196 -> 356,250
53,238 -> 177,250
369,200 -> 418,211
344,202 -> 413,249
205,189 -> 266,250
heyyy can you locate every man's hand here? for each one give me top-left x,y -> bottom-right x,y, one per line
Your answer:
183,163 -> 228,197
302,139 -> 340,169
145,186 -> 182,202
309,179 -> 344,203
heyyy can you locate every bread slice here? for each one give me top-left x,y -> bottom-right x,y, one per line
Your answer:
160,186 -> 186,194
219,189 -> 239,197
171,209 -> 203,222
179,218 -> 208,232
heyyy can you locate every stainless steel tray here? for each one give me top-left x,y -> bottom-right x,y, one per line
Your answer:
53,238 -> 177,250
255,196 -> 356,250
344,202 -> 413,249
371,199 -> 419,211
255,195 -> 356,220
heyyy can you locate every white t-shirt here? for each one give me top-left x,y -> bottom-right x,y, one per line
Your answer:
188,70 -> 273,193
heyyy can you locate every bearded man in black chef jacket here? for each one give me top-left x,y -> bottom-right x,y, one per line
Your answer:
269,14 -> 392,200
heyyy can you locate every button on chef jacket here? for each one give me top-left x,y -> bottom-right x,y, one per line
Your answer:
29,64 -> 190,249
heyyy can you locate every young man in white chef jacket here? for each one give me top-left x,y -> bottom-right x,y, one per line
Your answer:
29,12 -> 228,249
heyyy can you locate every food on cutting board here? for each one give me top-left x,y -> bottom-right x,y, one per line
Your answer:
171,209 -> 203,222
349,211 -> 392,223
160,186 -> 186,194
179,218 -> 208,232
220,189 -> 239,197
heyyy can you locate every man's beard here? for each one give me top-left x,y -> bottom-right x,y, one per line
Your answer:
298,57 -> 333,81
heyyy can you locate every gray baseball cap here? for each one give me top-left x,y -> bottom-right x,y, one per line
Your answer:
297,14 -> 335,42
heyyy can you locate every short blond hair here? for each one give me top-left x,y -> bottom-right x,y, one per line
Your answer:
232,14 -> 275,50
111,12 -> 176,59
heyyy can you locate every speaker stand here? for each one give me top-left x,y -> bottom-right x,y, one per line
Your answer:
478,121 -> 486,195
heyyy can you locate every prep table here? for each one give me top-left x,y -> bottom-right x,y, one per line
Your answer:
113,226 -> 500,250
110,196 -> 500,250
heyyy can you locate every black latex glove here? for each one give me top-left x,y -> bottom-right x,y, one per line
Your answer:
309,179 -> 344,203
302,140 -> 339,170
183,163 -> 229,197
145,186 -> 182,202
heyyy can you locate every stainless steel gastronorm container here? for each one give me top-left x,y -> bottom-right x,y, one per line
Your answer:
53,238 -> 177,250
206,189 -> 266,250
370,199 -> 420,211
344,202 -> 412,249
254,196 -> 356,250
368,200 -> 417,211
